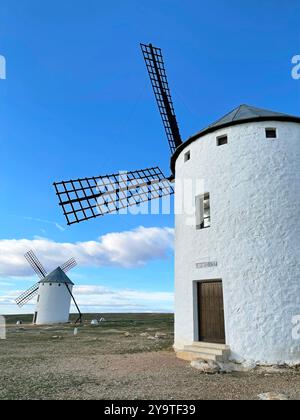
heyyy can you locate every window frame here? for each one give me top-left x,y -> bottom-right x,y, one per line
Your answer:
216,135 -> 228,147
196,193 -> 211,230
265,127 -> 277,139
184,150 -> 191,162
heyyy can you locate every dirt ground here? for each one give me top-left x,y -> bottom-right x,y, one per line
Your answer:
0,313 -> 300,400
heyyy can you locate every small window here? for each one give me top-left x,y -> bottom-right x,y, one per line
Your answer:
58,284 -> 61,287
49,283 -> 52,286
184,151 -> 191,162
196,193 -> 211,230
37,295 -> 40,303
217,135 -> 228,146
266,128 -> 277,139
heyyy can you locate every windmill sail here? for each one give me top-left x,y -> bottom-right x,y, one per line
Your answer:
17,251 -> 45,307
15,283 -> 40,307
141,43 -> 182,154
60,258 -> 77,273
54,167 -> 174,225
25,250 -> 47,279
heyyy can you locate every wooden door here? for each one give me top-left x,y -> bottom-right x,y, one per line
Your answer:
198,281 -> 225,344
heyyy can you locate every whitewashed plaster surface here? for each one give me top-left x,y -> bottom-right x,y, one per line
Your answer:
36,283 -> 72,325
174,121 -> 300,364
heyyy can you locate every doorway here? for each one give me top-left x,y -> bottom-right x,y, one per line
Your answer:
197,280 -> 225,344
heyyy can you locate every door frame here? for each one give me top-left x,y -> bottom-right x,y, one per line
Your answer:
194,279 -> 226,344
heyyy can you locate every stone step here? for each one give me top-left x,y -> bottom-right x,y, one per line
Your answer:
176,342 -> 231,363
176,350 -> 220,362
192,342 -> 230,351
184,345 -> 227,357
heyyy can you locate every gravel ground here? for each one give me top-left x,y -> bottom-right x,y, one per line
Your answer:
1,314 -> 299,400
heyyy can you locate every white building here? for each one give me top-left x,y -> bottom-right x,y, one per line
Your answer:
172,105 -> 300,366
34,267 -> 74,325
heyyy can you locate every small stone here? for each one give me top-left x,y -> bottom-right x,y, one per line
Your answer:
217,362 -> 234,374
276,363 -> 287,369
243,360 -> 257,371
124,332 -> 131,337
147,335 -> 157,340
191,360 -> 220,374
258,392 -> 289,400
140,333 -> 149,337
155,332 -> 167,339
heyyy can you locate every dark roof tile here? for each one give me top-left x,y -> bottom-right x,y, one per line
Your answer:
39,267 -> 74,285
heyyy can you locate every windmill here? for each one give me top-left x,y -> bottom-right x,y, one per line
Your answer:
51,43 -> 300,366
53,44 -> 181,225
16,250 -> 82,325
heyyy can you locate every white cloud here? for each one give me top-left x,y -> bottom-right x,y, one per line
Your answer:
74,285 -> 173,304
0,226 -> 174,278
72,285 -> 174,312
0,285 -> 174,314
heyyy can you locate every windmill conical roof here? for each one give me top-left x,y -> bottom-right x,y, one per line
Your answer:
39,267 -> 74,285
171,104 -> 300,173
206,104 -> 296,129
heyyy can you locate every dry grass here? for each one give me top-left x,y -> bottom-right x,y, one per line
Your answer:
1,313 -> 300,400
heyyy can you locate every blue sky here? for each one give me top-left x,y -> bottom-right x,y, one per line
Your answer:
0,0 -> 299,314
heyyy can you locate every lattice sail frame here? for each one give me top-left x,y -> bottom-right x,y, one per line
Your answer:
24,250 -> 47,280
54,167 -> 174,225
15,283 -> 40,307
60,258 -> 77,273
141,43 -> 182,154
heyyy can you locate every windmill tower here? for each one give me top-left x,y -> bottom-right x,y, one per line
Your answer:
16,250 -> 82,325
53,44 -> 300,366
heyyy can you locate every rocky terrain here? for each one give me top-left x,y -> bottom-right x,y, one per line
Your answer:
0,314 -> 299,400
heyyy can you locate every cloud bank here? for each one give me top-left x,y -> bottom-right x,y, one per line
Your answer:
0,285 -> 174,314
0,226 -> 174,278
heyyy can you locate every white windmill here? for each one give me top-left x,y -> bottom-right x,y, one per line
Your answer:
16,250 -> 82,325
53,44 -> 300,366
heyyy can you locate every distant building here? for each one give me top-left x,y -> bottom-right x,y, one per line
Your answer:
34,268 -> 74,325
16,252 -> 81,325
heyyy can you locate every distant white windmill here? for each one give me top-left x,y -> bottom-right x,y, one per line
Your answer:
15,250 -> 82,325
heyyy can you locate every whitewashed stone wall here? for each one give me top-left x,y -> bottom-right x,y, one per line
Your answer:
36,283 -> 72,325
174,121 -> 300,365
